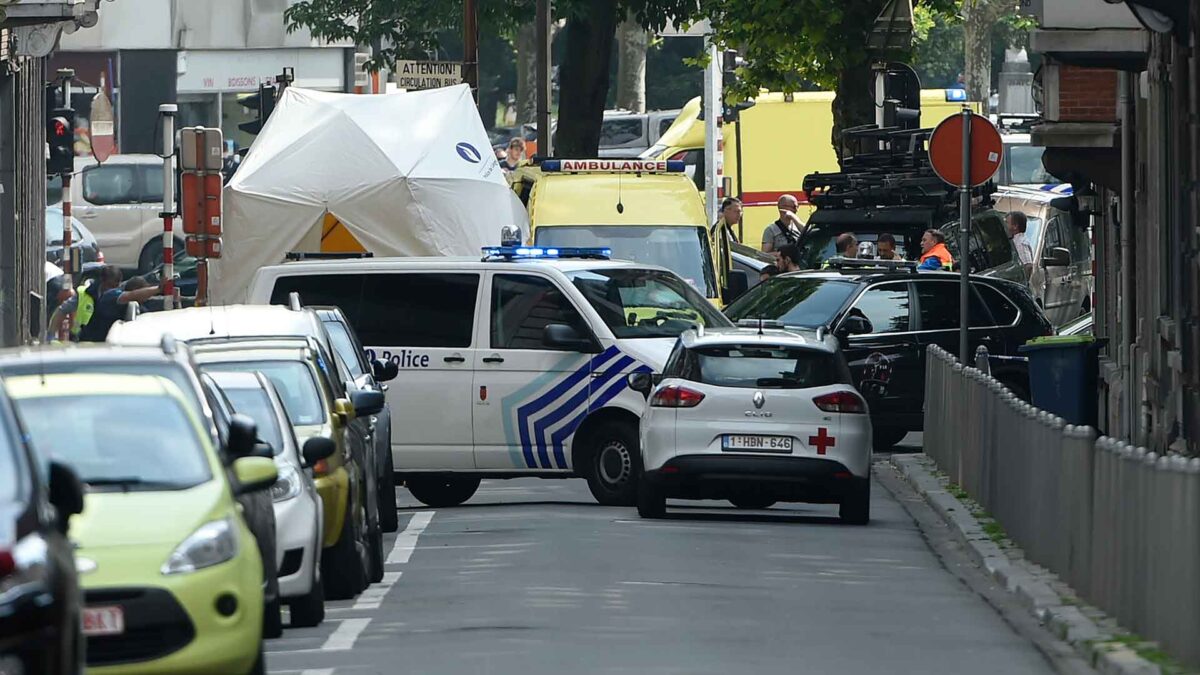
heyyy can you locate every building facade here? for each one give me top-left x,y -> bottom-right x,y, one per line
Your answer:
1027,0 -> 1197,455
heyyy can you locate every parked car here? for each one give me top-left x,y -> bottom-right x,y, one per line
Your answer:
313,306 -> 399,533
631,322 -> 872,523
48,155 -> 182,273
208,371 -> 331,628
0,382 -> 85,675
6,372 -> 275,674
993,187 -> 1094,327
725,261 -> 1052,449
599,109 -> 681,158
45,205 -> 103,267
992,115 -> 1070,191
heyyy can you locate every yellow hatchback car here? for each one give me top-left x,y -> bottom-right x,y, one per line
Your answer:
5,373 -> 277,675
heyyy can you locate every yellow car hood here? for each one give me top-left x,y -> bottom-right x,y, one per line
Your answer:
73,479 -> 229,550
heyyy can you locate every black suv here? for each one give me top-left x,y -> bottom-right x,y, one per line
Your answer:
797,126 -> 1024,285
725,262 -> 1052,449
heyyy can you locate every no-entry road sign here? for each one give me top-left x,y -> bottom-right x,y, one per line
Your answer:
928,111 -> 1003,188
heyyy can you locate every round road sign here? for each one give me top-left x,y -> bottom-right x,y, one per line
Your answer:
928,111 -> 1003,188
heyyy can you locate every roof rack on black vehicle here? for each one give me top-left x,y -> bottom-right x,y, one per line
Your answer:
821,257 -> 919,273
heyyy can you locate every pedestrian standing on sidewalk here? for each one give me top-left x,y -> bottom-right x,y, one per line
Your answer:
1006,211 -> 1034,280
761,194 -> 804,255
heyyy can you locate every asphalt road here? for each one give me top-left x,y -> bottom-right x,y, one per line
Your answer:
262,437 -> 1075,675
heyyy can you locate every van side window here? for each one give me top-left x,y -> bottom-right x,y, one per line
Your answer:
491,274 -> 588,350
269,275 -> 366,324
82,165 -> 138,205
359,274 -> 478,347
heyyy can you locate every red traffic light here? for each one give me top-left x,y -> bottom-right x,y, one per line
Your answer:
50,117 -> 69,137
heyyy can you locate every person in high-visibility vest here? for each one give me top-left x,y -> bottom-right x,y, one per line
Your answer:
58,265 -> 163,342
918,229 -> 955,271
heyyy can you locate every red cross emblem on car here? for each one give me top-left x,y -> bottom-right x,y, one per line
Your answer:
808,428 -> 835,455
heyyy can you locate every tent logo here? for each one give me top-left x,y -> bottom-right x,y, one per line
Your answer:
455,142 -> 482,164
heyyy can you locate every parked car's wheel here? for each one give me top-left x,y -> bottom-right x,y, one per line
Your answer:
377,450 -> 399,533
405,476 -> 481,507
288,571 -> 325,628
839,478 -> 871,525
247,643 -> 265,675
321,502 -> 367,600
872,427 -> 908,452
262,595 -> 283,639
636,480 -> 666,519
728,496 -> 776,510
582,421 -> 641,506
366,501 -> 385,584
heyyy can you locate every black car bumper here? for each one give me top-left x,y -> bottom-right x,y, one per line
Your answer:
84,587 -> 194,667
644,455 -> 863,503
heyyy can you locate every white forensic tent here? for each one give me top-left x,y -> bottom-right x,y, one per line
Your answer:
214,84 -> 527,302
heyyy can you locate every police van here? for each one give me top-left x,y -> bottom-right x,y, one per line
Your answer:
246,243 -> 732,508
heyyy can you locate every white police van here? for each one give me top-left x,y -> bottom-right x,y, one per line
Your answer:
247,244 -> 732,507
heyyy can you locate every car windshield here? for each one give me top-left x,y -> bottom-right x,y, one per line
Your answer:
14,393 -> 211,490
1005,145 -> 1058,185
676,345 -> 839,389
536,226 -> 718,297
205,360 -> 326,426
323,321 -> 366,377
0,361 -> 205,417
568,268 -> 731,339
220,387 -> 285,455
725,277 -> 859,328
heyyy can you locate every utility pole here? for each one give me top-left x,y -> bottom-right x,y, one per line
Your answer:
52,69 -> 75,341
464,0 -> 479,102
536,0 -> 552,157
159,104 -> 177,310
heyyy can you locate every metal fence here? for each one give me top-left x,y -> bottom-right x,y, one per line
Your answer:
924,345 -> 1200,667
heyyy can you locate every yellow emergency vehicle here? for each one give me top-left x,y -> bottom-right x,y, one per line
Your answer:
642,89 -> 981,248
524,158 -> 742,307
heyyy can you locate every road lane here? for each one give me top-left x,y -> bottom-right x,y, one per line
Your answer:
268,465 -> 1061,675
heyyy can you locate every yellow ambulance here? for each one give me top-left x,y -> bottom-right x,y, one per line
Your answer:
642,89 -> 981,248
524,158 -> 743,307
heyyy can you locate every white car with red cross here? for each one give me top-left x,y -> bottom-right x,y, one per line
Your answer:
629,320 -> 874,524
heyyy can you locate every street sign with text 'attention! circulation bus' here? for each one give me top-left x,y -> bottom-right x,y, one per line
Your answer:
394,61 -> 463,91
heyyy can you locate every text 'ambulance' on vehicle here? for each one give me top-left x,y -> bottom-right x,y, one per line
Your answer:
515,158 -> 747,308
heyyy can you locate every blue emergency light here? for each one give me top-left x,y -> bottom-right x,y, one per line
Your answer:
481,246 -> 612,261
540,159 -> 686,173
945,88 -> 968,102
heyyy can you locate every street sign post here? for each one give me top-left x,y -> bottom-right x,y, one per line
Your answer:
90,73 -> 114,163
928,110 -> 1003,362
394,61 -> 463,91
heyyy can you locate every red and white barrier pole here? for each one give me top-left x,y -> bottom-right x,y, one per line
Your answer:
159,104 -> 177,310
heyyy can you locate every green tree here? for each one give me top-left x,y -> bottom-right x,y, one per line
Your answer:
699,0 -> 957,157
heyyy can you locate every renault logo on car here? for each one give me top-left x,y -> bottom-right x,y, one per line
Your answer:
752,391 -> 765,409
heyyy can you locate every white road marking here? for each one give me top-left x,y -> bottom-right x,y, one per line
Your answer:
352,571 -> 402,610
301,670 -> 336,675
387,511 -> 435,565
320,618 -> 370,651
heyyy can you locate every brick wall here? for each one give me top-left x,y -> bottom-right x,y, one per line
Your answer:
1057,64 -> 1118,122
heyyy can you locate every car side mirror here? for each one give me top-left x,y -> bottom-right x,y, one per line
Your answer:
372,358 -> 398,383
48,460 -> 84,534
351,389 -> 385,417
723,270 -> 750,303
302,436 -> 336,467
232,456 -> 278,495
543,323 -> 597,352
334,397 -> 355,423
1041,246 -> 1071,268
627,372 -> 655,399
226,413 -> 259,458
838,315 -> 873,337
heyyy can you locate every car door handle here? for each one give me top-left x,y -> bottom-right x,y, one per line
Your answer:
482,355 -> 505,364
76,210 -> 96,219
443,355 -> 466,363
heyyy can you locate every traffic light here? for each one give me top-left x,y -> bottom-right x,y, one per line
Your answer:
721,49 -> 755,123
47,108 -> 75,176
237,83 -> 276,136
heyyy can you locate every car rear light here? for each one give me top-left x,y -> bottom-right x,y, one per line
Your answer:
650,384 -> 705,408
813,391 -> 866,414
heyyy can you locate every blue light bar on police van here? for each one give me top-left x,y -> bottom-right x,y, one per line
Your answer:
541,159 -> 685,174
945,88 -> 968,102
481,246 -> 612,261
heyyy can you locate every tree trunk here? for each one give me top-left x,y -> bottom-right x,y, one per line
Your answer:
614,12 -> 647,113
515,21 -> 538,125
831,58 -> 876,163
554,0 -> 619,157
963,0 -> 1009,104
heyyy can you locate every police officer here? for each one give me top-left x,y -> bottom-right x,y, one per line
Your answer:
57,265 -> 163,342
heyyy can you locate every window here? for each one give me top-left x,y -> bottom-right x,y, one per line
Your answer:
0,416 -> 21,502
139,165 -> 164,203
600,118 -> 644,147
207,360 -> 326,426
848,284 -> 911,334
942,212 -> 1017,272
221,387 -> 284,455
1043,216 -> 1064,252
568,268 -> 730,339
269,273 -> 480,348
658,116 -> 676,138
726,278 -> 858,329
975,284 -> 1019,325
535,225 -> 717,297
82,165 -> 139,205
491,274 -> 588,350
672,344 -> 841,389
323,320 -> 367,377
1062,213 -> 1090,263
916,281 -> 992,330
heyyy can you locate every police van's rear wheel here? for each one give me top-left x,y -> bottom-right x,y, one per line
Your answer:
406,476 -> 480,507
583,422 -> 641,507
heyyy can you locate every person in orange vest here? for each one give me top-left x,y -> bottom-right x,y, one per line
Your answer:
918,229 -> 955,271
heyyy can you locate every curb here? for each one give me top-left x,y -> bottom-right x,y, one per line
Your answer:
889,453 -> 1164,675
